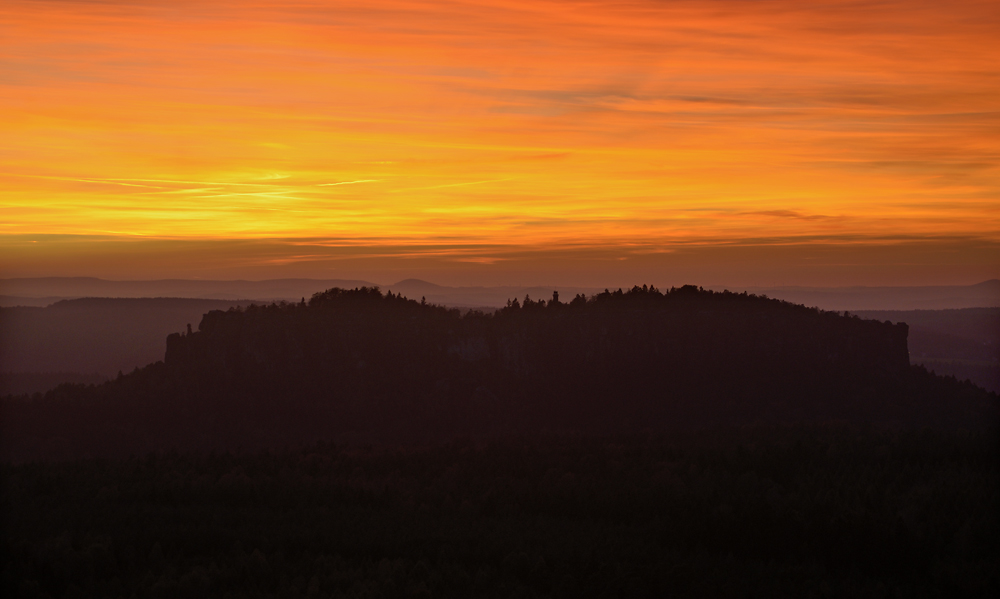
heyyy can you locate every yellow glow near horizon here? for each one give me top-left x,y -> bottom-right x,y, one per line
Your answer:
1,0 -> 998,282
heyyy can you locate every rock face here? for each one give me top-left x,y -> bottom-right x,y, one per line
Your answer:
5,285 -> 992,460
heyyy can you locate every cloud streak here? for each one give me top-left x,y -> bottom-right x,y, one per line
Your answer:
317,180 -> 381,186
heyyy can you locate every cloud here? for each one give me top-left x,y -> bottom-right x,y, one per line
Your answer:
317,180 -> 381,186
741,210 -> 832,221
1,0 -> 997,283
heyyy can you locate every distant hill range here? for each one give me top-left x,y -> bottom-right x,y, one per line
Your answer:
1,298 -> 249,388
854,308 -> 999,394
0,277 -> 375,306
2,277 -> 997,310
2,286 -> 995,460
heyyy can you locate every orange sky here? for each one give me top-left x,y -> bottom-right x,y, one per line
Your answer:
1,0 -> 997,286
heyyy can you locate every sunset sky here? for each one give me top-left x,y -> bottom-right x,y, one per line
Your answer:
2,0 -> 997,287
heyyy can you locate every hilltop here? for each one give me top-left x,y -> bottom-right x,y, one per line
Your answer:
2,285 -> 995,460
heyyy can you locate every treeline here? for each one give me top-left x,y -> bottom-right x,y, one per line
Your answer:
2,286 -> 996,460
0,372 -> 108,397
2,428 -> 997,598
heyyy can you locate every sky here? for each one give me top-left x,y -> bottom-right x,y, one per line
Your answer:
1,0 -> 998,287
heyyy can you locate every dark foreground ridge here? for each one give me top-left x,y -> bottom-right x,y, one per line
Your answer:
2,285 -> 997,459
3,430 -> 997,598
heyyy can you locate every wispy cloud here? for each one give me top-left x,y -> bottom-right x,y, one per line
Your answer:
741,210 -> 833,222
317,180 -> 381,186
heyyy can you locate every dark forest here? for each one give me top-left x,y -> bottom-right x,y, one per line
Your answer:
2,286 -> 997,597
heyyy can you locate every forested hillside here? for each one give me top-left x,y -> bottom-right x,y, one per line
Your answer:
3,429 -> 997,598
2,286 -> 995,460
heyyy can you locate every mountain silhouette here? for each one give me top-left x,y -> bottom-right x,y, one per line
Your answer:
2,285 -> 995,460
